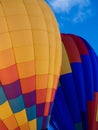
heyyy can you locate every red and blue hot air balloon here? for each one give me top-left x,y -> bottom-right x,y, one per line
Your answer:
49,34 -> 98,130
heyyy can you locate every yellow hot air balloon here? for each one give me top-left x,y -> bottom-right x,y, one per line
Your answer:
0,0 -> 62,129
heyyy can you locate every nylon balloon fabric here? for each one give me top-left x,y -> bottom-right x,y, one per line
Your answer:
0,0 -> 62,130
49,34 -> 98,130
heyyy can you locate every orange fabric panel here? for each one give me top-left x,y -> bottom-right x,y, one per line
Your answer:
20,76 -> 36,94
0,48 -> 15,69
52,75 -> 59,89
20,123 -> 29,130
51,89 -> 56,102
44,102 -> 50,116
36,89 -> 47,104
17,61 -> 35,78
0,64 -> 18,85
36,75 -> 48,90
45,89 -> 53,102
3,115 -> 18,130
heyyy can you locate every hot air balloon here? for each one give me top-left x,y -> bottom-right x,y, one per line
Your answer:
0,0 -> 62,130
50,34 -> 98,130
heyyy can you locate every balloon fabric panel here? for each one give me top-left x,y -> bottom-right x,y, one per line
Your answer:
62,34 -> 88,130
50,43 -> 83,130
82,39 -> 98,130
70,35 -> 95,130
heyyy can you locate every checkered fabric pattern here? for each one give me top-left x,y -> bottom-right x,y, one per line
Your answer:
0,0 -> 62,130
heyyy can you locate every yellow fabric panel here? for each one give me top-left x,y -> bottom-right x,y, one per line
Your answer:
46,2 -> 60,33
17,61 -> 35,78
42,1 -> 62,75
38,1 -> 55,33
10,30 -> 33,47
23,2 -> 43,17
0,17 -> 8,33
0,48 -> 15,69
48,75 -> 54,88
0,101 -> 12,119
14,45 -> 34,63
36,75 -> 48,89
15,110 -> 27,126
0,5 -> 3,16
52,75 -> 59,89
29,16 -> 47,30
54,41 -> 62,75
0,33 -> 12,51
3,115 -> 18,130
45,89 -> 52,102
32,30 -> 48,45
36,60 -> 49,74
29,119 -> 36,130
49,59 -> 55,75
1,0 -> 26,16
5,15 -> 30,31
61,43 -> 72,75
48,33 -> 56,74
46,20 -> 55,33
34,45 -> 49,60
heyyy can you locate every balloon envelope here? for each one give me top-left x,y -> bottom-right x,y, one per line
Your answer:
0,0 -> 62,130
50,34 -> 98,130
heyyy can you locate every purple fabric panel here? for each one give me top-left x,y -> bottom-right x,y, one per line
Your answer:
23,91 -> 36,108
36,103 -> 45,117
3,80 -> 21,99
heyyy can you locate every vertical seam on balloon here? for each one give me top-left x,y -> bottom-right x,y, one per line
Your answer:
36,1 -> 50,129
0,2 -> 21,129
38,1 -> 50,127
47,1 -> 60,109
70,36 -> 89,110
22,1 -> 36,130
84,44 -> 97,128
38,1 -> 59,128
68,36 -> 87,125
67,36 -> 87,120
79,38 -> 95,130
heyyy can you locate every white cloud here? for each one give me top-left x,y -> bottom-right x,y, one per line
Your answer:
46,0 -> 92,23
47,0 -> 90,12
72,9 -> 92,23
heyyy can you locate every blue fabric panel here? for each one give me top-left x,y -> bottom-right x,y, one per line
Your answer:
60,73 -> 81,123
9,95 -> 24,113
81,111 -> 88,130
81,55 -> 94,100
37,117 -> 43,130
26,105 -> 36,121
88,50 -> 98,92
50,86 -> 76,130
71,63 -> 88,130
82,38 -> 98,92
0,86 -> 7,104
71,63 -> 87,112
48,123 -> 56,130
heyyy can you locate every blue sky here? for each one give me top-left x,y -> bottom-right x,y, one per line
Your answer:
45,0 -> 98,55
